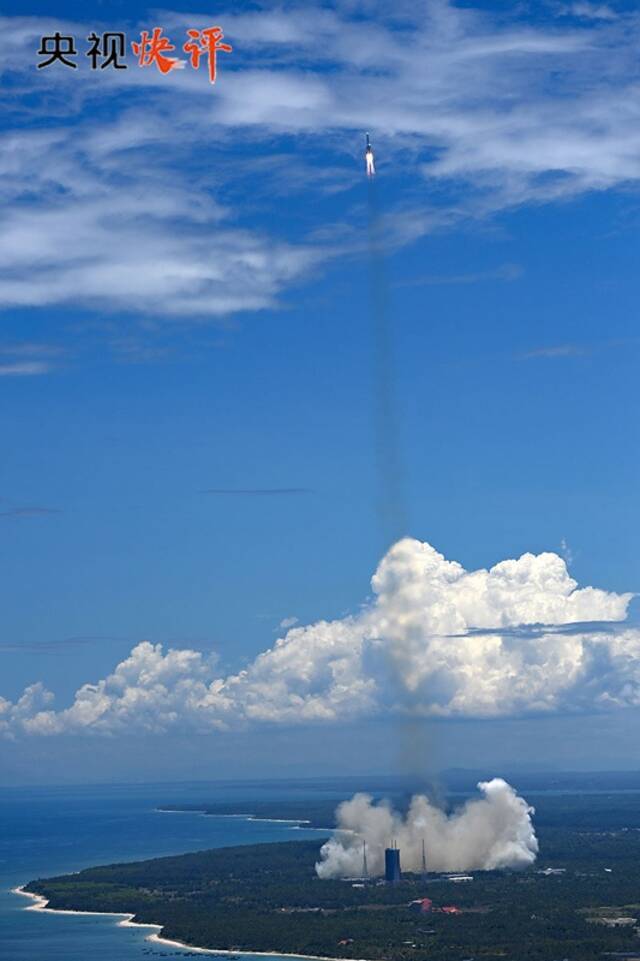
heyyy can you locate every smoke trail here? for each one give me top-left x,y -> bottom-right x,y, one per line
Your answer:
366,176 -> 435,779
315,778 -> 538,877
367,177 -> 408,548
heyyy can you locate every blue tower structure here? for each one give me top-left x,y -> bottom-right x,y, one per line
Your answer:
384,844 -> 401,883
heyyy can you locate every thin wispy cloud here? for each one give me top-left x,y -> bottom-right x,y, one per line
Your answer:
0,341 -> 64,375
520,344 -> 588,359
0,361 -> 54,376
560,537 -> 575,567
2,3 -> 640,326
559,3 -> 618,21
520,337 -> 640,360
0,506 -> 61,518
397,263 -> 523,288
0,635 -> 131,654
201,488 -> 312,496
279,616 -> 299,629
107,337 -> 176,364
0,342 -> 65,358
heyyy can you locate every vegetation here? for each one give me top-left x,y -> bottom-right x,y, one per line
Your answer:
26,792 -> 640,961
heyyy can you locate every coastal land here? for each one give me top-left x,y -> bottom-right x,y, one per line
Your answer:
21,791 -> 640,961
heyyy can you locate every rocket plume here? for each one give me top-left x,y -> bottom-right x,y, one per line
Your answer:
365,133 -> 376,176
315,778 -> 538,878
367,163 -> 407,548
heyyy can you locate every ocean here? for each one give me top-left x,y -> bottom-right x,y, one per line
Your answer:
0,780 -> 335,961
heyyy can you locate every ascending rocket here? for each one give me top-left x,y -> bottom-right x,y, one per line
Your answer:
365,133 -> 375,177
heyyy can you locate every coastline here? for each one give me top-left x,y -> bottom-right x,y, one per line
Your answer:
11,885 -> 371,961
156,808 -> 314,826
11,885 -> 158,927
156,808 -> 333,833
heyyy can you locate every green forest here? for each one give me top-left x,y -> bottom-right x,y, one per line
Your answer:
26,792 -> 640,961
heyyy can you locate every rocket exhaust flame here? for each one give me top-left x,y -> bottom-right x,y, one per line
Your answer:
365,132 -> 375,176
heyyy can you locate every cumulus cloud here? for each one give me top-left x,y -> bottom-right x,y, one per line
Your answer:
1,539 -> 638,737
316,778 -> 538,877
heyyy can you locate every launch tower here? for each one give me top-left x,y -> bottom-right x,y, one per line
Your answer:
384,843 -> 401,883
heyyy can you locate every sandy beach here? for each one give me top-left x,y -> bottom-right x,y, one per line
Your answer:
12,886 -> 159,928
12,886 -> 371,961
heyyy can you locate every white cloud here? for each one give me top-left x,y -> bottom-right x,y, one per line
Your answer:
2,4 -> 640,319
560,4 -> 618,21
279,616 -> 299,629
1,538 -> 638,737
0,361 -> 52,376
560,537 -> 575,567
0,125 -> 319,317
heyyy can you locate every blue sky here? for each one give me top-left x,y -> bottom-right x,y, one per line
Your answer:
2,0 -> 640,783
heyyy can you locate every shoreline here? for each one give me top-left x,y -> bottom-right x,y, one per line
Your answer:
11,886 -> 372,961
156,808 -> 315,826
156,807 -> 333,833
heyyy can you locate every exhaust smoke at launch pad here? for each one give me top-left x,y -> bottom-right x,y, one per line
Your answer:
316,778 -> 538,878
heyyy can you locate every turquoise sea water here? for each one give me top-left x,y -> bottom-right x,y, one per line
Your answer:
0,781 -> 333,961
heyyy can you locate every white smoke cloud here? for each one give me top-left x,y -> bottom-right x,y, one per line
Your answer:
316,778 -> 538,877
1,539 -> 638,736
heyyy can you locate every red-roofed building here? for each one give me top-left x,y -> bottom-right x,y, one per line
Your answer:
409,898 -> 433,914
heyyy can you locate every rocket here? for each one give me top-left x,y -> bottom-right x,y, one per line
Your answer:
365,133 -> 375,177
